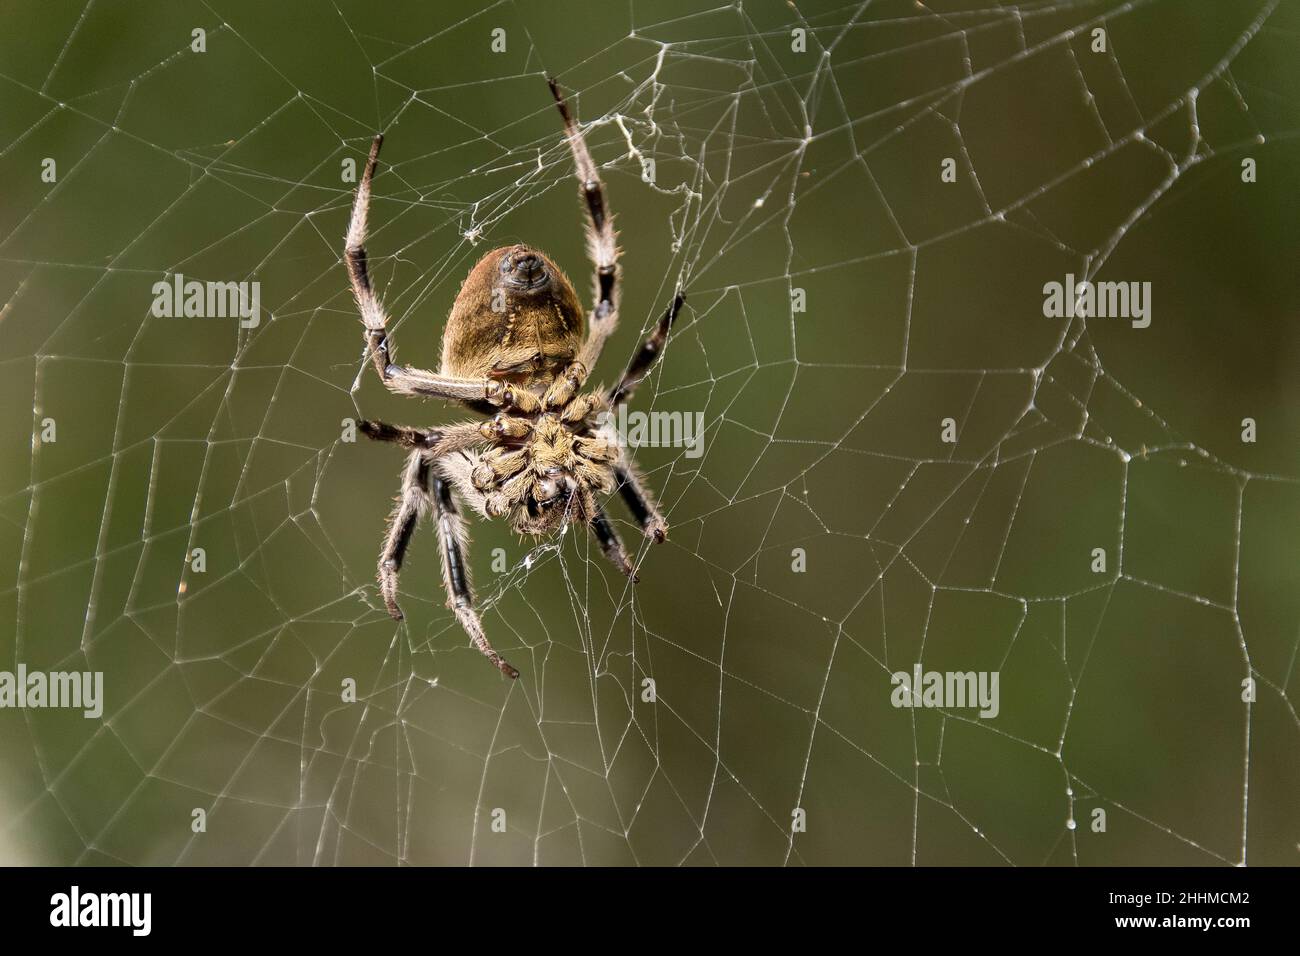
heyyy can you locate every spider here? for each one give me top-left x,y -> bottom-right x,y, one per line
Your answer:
344,78 -> 683,680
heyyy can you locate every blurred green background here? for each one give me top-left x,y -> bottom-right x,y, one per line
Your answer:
0,0 -> 1296,865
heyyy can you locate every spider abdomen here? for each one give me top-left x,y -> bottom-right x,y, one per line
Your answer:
439,243 -> 585,390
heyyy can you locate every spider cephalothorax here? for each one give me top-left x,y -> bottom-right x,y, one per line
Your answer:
344,79 -> 683,680
471,407 -> 618,535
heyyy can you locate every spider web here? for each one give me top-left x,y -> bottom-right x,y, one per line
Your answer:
0,0 -> 1296,866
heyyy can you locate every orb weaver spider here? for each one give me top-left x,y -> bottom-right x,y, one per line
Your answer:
344,79 -> 683,679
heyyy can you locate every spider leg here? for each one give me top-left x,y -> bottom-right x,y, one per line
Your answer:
431,476 -> 519,679
359,420 -> 438,448
614,461 -> 668,543
345,135 -> 396,380
381,364 -> 529,410
576,483 -> 638,582
544,78 -> 620,407
608,292 -> 685,406
378,451 -> 431,620
360,420 -> 489,457
589,507 -> 638,583
344,135 -> 522,415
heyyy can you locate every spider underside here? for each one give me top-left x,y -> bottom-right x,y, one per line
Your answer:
344,78 -> 683,679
